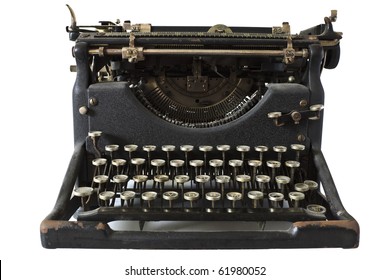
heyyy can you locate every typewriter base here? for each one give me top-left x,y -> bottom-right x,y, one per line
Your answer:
40,143 -> 359,249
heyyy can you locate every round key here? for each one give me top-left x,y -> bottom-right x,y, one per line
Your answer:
170,159 -> 184,167
73,186 -> 94,211
273,145 -> 287,162
154,174 -> 169,193
248,160 -> 262,186
255,145 -> 268,161
268,192 -> 284,208
93,174 -> 109,193
124,144 -> 138,152
289,191 -> 305,208
99,191 -> 115,206
217,145 -> 230,152
113,174 -> 128,193
195,175 -> 210,183
236,145 -> 250,162
199,145 -> 213,152
88,131 -> 102,138
209,159 -> 223,167
267,160 -> 281,187
120,190 -> 136,207
275,175 -> 290,185
184,191 -> 200,208
180,145 -> 194,152
162,145 -> 175,152
291,144 -> 305,161
294,182 -> 309,193
133,174 -> 148,190
112,159 -> 126,167
142,191 -> 158,208
190,160 -> 204,167
113,174 -> 128,183
163,191 -> 179,208
229,159 -> 243,167
206,192 -> 221,208
151,159 -> 165,174
142,145 -> 156,152
304,180 -> 318,190
105,144 -> 119,152
256,174 -> 270,193
73,186 -> 94,198
248,190 -> 264,208
131,158 -> 146,174
92,158 -> 107,166
216,175 -> 230,206
236,174 -> 251,183
226,192 -> 242,208
175,175 -> 190,184
306,204 -> 326,215
285,160 -> 300,184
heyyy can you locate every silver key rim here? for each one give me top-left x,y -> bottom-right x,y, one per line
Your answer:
256,174 -> 270,183
209,159 -> 223,167
195,175 -> 210,183
199,145 -> 213,152
248,160 -> 262,167
268,192 -> 284,202
236,174 -> 251,182
93,175 -> 109,184
162,145 -> 175,152
151,159 -> 166,167
184,191 -> 200,201
92,158 -> 107,166
73,187 -> 94,197
124,144 -> 138,152
99,191 -> 115,200
215,175 -> 231,183
170,159 -> 184,167
248,191 -> 264,200
154,174 -> 169,182
120,191 -> 136,200
112,158 -> 126,166
226,192 -> 242,201
306,204 -> 326,214
275,175 -> 291,184
163,191 -> 179,201
289,191 -> 305,201
216,145 -> 230,151
255,145 -> 268,152
141,191 -> 157,201
131,158 -> 146,165
175,175 -> 190,183
285,160 -> 300,168
88,131 -> 102,137
266,160 -> 281,168
133,175 -> 148,183
190,159 -> 204,167
229,159 -> 243,167
291,144 -> 305,151
105,144 -> 119,152
304,180 -> 318,190
206,192 -> 221,201
236,145 -> 250,152
294,182 -> 309,192
273,145 -> 287,153
180,145 -> 194,152
113,174 -> 128,183
142,145 -> 156,152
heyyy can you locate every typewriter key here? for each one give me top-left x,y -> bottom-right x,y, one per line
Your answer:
236,145 -> 250,162
248,160 -> 262,187
151,159 -> 166,175
131,158 -> 146,175
255,145 -> 268,162
236,174 -> 251,203
190,160 -> 204,179
180,145 -> 194,174
248,190 -> 264,208
120,190 -> 135,207
154,174 -> 169,199
92,158 -> 107,176
195,175 -> 210,200
306,204 -> 326,215
163,191 -> 179,208
199,145 -> 213,169
73,187 -> 94,211
112,158 -> 127,174
216,175 -> 230,206
88,131 -> 102,138
124,144 -> 138,174
304,180 -> 319,203
143,145 -> 156,173
268,192 -> 284,208
229,159 -> 243,187
88,131 -> 102,156
184,191 -> 200,208
217,145 -> 230,173
266,160 -> 281,188
133,174 -> 148,190
294,182 -> 309,194
285,160 -> 300,185
206,192 -> 221,208
275,175 -> 290,197
175,175 -> 190,202
209,159 -> 224,182
289,191 -> 305,208
273,146 -> 287,162
162,145 -> 175,174
99,191 -> 115,207
141,191 -> 158,208
290,144 -> 305,161
113,174 -> 128,192
256,174 -> 270,193
226,192 -> 242,208
93,174 -> 109,193
105,144 -> 119,159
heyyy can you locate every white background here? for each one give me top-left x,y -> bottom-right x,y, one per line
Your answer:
1,0 -> 389,279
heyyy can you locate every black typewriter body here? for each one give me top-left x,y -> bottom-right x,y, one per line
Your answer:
40,7 -> 359,249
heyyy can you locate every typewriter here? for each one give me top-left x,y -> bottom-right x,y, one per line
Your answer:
40,6 -> 359,249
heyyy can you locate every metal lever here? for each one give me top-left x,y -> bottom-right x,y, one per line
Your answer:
268,104 -> 324,126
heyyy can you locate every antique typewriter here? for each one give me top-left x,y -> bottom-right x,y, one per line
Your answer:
40,6 -> 359,249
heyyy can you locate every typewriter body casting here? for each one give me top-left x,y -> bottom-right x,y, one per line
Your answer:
40,7 -> 359,249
